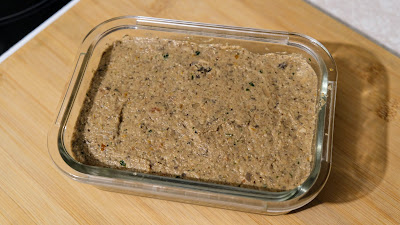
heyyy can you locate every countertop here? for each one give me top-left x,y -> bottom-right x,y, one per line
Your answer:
306,0 -> 400,56
0,0 -> 399,224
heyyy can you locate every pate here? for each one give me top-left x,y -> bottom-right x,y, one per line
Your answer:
71,36 -> 318,191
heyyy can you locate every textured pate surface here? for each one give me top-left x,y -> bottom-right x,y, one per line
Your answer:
71,36 -> 318,191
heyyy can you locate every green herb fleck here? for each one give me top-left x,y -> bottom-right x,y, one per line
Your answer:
289,173 -> 293,178
163,53 -> 169,59
292,72 -> 295,75
120,160 -> 126,167
297,161 -> 300,164
308,58 -> 311,61
195,51 -> 201,55
245,88 -> 250,91
191,75 -> 194,80
259,70 -> 263,73
249,82 -> 255,87
276,176 -> 279,179
148,130 -> 152,133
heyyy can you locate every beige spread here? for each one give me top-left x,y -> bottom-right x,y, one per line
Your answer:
71,36 -> 318,191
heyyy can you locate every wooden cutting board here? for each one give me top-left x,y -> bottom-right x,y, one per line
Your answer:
0,0 -> 399,224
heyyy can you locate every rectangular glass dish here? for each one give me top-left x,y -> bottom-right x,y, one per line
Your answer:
48,16 -> 337,214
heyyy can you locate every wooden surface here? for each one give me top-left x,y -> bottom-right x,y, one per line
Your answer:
1,0 -> 399,224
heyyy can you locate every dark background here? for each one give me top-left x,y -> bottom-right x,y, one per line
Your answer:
0,0 -> 73,55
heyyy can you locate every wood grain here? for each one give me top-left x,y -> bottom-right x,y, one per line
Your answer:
0,0 -> 399,224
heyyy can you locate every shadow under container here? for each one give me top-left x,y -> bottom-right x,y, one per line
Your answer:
48,16 -> 337,215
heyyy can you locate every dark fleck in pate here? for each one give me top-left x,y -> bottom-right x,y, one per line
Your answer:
71,36 -> 318,191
